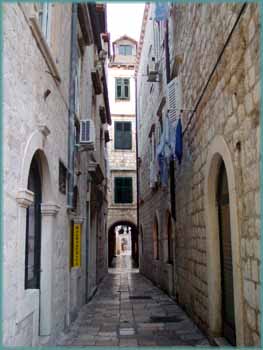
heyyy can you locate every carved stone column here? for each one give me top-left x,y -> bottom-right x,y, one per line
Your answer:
40,203 -> 60,336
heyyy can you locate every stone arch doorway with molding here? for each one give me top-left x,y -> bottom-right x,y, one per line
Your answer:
204,135 -> 244,346
16,128 -> 60,344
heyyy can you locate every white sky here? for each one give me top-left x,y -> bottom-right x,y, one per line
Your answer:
107,3 -> 145,44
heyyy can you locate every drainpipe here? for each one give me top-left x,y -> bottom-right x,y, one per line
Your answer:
67,3 -> 78,208
135,75 -> 140,264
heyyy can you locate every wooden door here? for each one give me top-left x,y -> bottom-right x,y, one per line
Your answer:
217,162 -> 236,345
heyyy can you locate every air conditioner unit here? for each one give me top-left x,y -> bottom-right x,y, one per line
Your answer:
80,119 -> 95,148
147,57 -> 159,82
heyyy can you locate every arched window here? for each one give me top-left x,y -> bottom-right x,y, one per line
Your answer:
167,212 -> 173,264
25,155 -> 42,289
153,216 -> 159,260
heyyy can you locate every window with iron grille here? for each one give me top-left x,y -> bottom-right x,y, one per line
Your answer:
115,121 -> 132,150
59,161 -> 67,194
115,78 -> 130,100
114,177 -> 133,204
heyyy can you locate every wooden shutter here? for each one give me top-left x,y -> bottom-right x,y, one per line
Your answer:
167,77 -> 182,125
114,177 -> 132,203
115,122 -> 131,149
116,78 -> 122,99
123,122 -> 132,149
124,79 -> 130,99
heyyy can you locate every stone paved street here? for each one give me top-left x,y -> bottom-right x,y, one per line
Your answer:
56,256 -> 210,347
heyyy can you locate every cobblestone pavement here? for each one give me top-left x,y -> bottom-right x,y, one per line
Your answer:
56,256 -> 211,347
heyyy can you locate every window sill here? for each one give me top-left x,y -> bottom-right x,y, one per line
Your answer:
115,99 -> 130,102
29,16 -> 61,83
114,148 -> 133,152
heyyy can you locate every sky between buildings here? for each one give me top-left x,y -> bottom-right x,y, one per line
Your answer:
107,3 -> 145,44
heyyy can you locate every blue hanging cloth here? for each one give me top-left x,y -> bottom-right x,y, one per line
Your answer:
175,118 -> 183,164
154,3 -> 169,22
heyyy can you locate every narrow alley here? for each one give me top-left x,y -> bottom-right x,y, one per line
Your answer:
3,2 -> 260,348
56,256 -> 210,347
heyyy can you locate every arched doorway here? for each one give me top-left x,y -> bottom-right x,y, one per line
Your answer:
17,129 -> 60,340
108,221 -> 138,268
153,215 -> 159,260
25,154 -> 42,289
217,161 -> 236,345
167,212 -> 173,264
204,135 -> 244,346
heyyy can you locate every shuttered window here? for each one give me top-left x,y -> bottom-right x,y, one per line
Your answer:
114,177 -> 133,204
119,45 -> 133,55
115,78 -> 130,100
115,121 -> 132,150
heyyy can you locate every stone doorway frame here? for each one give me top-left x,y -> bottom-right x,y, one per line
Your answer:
204,135 -> 244,346
16,128 -> 60,344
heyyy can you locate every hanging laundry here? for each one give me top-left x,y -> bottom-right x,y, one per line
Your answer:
169,121 -> 176,160
175,118 -> 183,164
154,3 -> 169,22
163,115 -> 170,159
157,152 -> 169,187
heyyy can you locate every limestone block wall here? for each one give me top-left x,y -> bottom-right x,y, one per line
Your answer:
108,169 -> 137,228
108,67 -> 136,115
3,4 -> 72,345
137,3 -> 175,296
169,3 -> 260,346
109,114 -> 137,170
107,63 -> 137,237
3,3 -> 109,346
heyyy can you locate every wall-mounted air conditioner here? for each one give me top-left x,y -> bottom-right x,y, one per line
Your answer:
147,56 -> 159,82
80,119 -> 95,149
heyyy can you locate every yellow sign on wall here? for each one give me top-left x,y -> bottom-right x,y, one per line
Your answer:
73,223 -> 81,267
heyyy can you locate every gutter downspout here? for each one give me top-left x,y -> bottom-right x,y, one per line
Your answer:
67,3 -> 78,208
135,75 -> 140,268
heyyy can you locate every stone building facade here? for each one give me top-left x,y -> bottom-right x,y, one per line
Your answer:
3,3 -> 110,346
107,36 -> 138,265
136,3 -> 260,347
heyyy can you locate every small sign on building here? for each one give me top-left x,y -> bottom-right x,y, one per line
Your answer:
73,223 -> 81,267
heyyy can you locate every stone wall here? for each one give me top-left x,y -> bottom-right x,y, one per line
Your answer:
137,4 -> 175,296
107,54 -> 137,243
3,3 -> 109,345
169,3 -> 260,346
137,2 -> 260,346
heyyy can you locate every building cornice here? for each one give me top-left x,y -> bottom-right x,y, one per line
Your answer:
135,3 -> 150,76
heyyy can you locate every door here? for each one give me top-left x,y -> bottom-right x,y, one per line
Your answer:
217,162 -> 236,345
25,155 -> 42,290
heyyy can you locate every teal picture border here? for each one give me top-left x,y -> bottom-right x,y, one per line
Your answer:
0,0 -> 262,349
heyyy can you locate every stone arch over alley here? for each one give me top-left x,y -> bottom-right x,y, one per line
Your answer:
3,2 -> 260,348
108,220 -> 139,268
